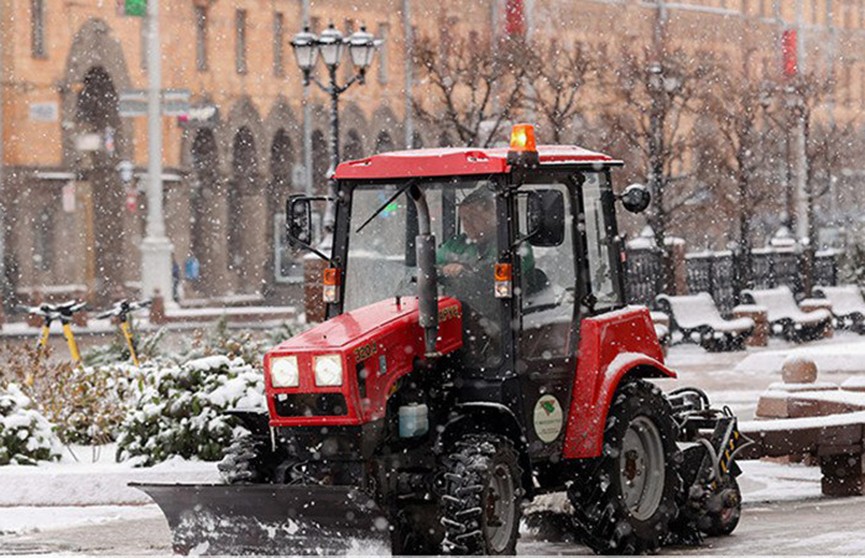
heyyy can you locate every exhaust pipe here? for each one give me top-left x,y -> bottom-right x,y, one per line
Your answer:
409,186 -> 439,357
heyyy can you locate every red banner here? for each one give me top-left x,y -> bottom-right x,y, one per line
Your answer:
505,0 -> 525,37
782,29 -> 798,78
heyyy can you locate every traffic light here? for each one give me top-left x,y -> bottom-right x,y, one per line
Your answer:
119,0 -> 146,17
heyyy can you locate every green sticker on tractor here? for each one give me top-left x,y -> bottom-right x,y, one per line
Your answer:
533,394 -> 564,443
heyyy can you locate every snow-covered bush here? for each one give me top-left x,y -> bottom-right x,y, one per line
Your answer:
40,364 -> 141,446
0,342 -> 62,392
0,342 -> 139,447
0,383 -> 60,465
116,355 -> 265,466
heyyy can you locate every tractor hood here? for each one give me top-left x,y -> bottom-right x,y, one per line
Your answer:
275,297 -> 461,352
264,297 -> 463,427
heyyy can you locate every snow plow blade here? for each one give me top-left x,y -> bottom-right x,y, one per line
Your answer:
131,483 -> 390,555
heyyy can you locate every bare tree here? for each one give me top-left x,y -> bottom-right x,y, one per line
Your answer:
595,46 -> 716,290
523,40 -> 594,143
701,54 -> 785,289
807,119 -> 861,219
781,70 -> 841,294
411,32 -> 528,147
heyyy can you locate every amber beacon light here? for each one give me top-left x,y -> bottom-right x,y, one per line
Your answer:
507,123 -> 540,167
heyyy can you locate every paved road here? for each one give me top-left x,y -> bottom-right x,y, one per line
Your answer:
4,496 -> 865,555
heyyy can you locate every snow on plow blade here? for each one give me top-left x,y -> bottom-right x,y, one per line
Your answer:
131,483 -> 390,555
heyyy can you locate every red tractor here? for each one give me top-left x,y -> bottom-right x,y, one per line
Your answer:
136,124 -> 747,555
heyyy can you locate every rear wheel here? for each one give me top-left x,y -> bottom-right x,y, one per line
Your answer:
568,380 -> 680,554
441,434 -> 523,555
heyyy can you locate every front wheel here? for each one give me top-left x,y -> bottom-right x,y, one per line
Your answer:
568,380 -> 680,554
217,433 -> 280,484
440,434 -> 523,555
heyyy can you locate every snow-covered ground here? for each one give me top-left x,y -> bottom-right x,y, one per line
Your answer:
0,456 -> 823,536
0,443 -> 217,536
4,333 -> 865,554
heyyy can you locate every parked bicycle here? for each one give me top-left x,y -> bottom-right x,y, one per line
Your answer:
96,299 -> 151,366
19,300 -> 88,364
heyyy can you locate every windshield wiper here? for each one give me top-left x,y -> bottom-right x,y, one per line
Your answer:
355,178 -> 418,234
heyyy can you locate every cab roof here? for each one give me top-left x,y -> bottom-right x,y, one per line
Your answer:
333,145 -> 618,181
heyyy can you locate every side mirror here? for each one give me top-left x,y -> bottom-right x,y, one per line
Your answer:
619,184 -> 651,214
527,190 -> 565,247
286,195 -> 313,247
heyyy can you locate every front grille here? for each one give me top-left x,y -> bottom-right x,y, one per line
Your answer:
274,393 -> 348,417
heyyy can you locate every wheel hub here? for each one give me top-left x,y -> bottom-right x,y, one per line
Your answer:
485,463 -> 515,552
620,416 -> 665,521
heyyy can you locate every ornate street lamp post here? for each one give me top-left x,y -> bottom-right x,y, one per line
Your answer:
291,23 -> 383,232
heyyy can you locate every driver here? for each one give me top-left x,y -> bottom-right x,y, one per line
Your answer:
437,188 -> 498,278
437,187 -> 534,284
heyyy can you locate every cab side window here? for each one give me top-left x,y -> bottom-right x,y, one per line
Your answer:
581,173 -> 621,309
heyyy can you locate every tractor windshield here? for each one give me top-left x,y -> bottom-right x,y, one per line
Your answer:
344,179 -> 502,367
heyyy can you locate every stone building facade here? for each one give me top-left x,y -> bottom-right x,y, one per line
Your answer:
0,0 -> 862,307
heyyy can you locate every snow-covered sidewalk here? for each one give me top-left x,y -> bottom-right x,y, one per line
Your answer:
0,455 -> 217,507
0,444 -> 217,535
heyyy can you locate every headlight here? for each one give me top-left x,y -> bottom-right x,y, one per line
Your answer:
314,354 -> 343,386
270,355 -> 299,387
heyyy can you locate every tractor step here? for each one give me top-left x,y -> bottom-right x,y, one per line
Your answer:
131,482 -> 390,555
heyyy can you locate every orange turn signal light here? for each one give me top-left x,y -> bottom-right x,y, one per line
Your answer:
323,267 -> 340,286
494,263 -> 513,299
323,267 -> 341,303
494,263 -> 513,282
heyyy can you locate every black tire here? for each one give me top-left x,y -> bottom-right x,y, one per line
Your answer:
703,474 -> 741,536
441,434 -> 523,555
217,433 -> 278,484
568,380 -> 680,554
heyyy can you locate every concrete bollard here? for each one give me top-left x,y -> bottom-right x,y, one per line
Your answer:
781,356 -> 819,384
732,304 -> 768,347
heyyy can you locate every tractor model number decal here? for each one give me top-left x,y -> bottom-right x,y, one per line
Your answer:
354,342 -> 378,362
439,305 -> 461,322
533,394 -> 564,443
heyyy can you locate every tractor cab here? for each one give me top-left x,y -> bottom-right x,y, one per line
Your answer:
287,124 -> 654,456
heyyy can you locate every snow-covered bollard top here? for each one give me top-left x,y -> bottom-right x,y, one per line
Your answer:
782,355 -> 818,385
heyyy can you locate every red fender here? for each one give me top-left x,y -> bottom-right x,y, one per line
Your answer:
562,306 -> 676,460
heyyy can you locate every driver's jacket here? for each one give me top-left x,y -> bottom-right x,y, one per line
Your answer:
436,234 -> 534,276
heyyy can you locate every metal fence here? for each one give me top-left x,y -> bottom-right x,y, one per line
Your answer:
685,251 -> 737,313
625,247 -> 841,312
624,248 -> 663,307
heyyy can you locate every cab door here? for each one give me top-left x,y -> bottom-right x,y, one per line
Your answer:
514,179 -> 579,459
